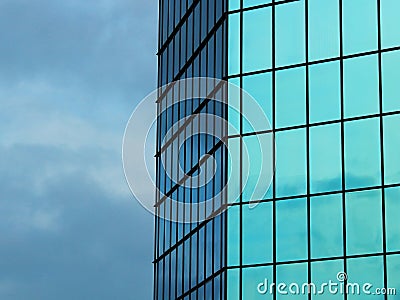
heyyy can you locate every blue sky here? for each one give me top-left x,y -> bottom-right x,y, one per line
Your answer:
0,0 -> 157,298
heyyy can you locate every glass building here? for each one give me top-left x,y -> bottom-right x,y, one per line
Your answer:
154,0 -> 400,299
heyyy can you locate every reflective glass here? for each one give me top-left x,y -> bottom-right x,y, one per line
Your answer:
275,0 -> 305,67
276,67 -> 306,128
228,13 -> 240,75
227,269 -> 240,300
243,72 -> 273,133
382,50 -> 400,113
244,0 -> 272,8
346,256 -> 384,300
344,55 -> 379,118
276,198 -> 308,262
346,190 -> 383,255
342,0 -> 377,55
276,129 -> 307,198
385,187 -> 400,252
242,202 -> 273,265
276,262 -> 308,300
227,205 -> 240,266
308,0 -> 339,61
311,194 -> 343,259
243,266 -> 273,299
344,118 -> 381,189
310,123 -> 342,194
383,114 -> 400,185
387,255 -> 400,300
311,260 -> 344,300
243,7 -> 272,72
309,61 -> 341,123
381,0 -> 400,48
227,138 -> 241,204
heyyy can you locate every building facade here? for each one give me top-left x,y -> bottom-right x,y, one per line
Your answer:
155,0 -> 400,299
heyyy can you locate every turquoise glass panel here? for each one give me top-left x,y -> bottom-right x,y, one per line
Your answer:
227,205 -> 240,266
385,187 -> 400,252
382,50 -> 400,112
227,269 -> 240,300
387,255 -> 400,300
244,0 -> 272,8
381,0 -> 400,48
243,266 -> 273,299
383,114 -> 400,185
311,260 -> 344,300
228,13 -> 240,75
276,262 -> 308,300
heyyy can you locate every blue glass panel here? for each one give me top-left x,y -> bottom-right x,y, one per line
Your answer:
385,187 -> 400,252
311,260 -> 344,300
344,118 -> 381,189
311,194 -> 343,259
382,50 -> 400,113
346,256 -> 385,300
346,190 -> 383,255
242,202 -> 273,265
228,13 -> 240,75
276,198 -> 308,262
243,266 -> 273,299
276,67 -> 306,128
344,55 -> 379,118
309,61 -> 341,123
310,123 -> 342,194
342,0 -> 378,55
308,0 -> 339,61
243,7 -> 272,72
275,0 -> 305,67
381,0 -> 400,48
387,255 -> 400,300
384,114 -> 400,185
276,262 -> 308,300
276,129 -> 307,198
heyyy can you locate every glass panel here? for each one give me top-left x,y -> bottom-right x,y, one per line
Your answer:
311,259 -> 344,300
275,0 -> 305,67
244,0 -> 272,8
276,262 -> 308,300
346,189 -> 383,256
227,269 -> 240,300
228,78 -> 240,136
309,61 -> 341,123
276,67 -> 306,128
228,137 -> 241,204
243,7 -> 272,72
308,0 -> 339,61
242,133 -> 274,201
383,114 -> 400,185
387,255 -> 400,300
311,194 -> 343,259
243,72 -> 273,133
344,118 -> 381,189
344,55 -> 379,118
276,129 -> 307,198
346,256 -> 385,300
342,0 -> 378,55
242,202 -> 273,265
243,266 -> 273,299
228,13 -> 240,75
227,205 -> 240,266
310,123 -> 342,194
276,198 -> 308,262
385,187 -> 400,252
229,0 -> 240,11
381,0 -> 400,48
382,50 -> 400,113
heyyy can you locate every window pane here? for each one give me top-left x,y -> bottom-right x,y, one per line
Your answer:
385,187 -> 400,252
344,118 -> 381,189
242,202 -> 273,265
276,67 -> 306,128
244,0 -> 272,8
276,129 -> 307,198
311,195 -> 343,259
342,0 -> 378,55
243,72 -> 273,133
228,137 -> 241,203
227,205 -> 240,266
227,269 -> 240,300
346,256 -> 385,300
228,13 -> 240,75
243,266 -> 273,300
308,0 -> 339,61
309,61 -> 341,123
381,0 -> 400,48
310,123 -> 342,194
311,260 -> 344,300
276,263 -> 308,300
228,78 -> 241,136
275,0 -> 305,67
243,7 -> 272,72
276,198 -> 308,262
383,114 -> 400,185
387,255 -> 400,300
346,190 -> 383,255
382,50 -> 400,113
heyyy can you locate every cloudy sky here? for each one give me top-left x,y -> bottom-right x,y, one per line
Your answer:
0,0 -> 157,299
